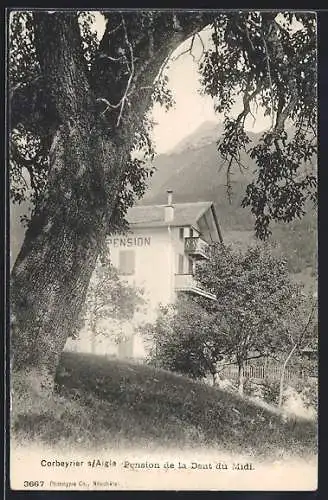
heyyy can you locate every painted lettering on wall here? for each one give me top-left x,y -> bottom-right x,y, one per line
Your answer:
108,237 -> 151,247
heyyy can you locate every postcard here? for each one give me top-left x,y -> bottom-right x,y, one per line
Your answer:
8,8 -> 318,491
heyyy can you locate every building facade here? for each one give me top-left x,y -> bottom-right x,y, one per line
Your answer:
66,191 -> 223,359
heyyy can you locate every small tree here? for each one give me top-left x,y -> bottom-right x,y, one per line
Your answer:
195,243 -> 304,395
275,293 -> 317,407
79,250 -> 144,353
144,296 -> 227,384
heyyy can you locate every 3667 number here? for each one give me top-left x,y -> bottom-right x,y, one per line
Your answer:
24,480 -> 44,488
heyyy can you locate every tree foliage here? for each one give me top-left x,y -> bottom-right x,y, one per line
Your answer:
146,243 -> 314,394
9,11 -> 169,233
144,296 -> 226,382
196,244 -> 303,344
10,11 -> 317,240
273,293 -> 317,406
195,243 -> 317,393
10,11 -> 219,387
199,12 -> 317,238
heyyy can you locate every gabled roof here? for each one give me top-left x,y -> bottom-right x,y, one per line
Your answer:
126,201 -> 213,228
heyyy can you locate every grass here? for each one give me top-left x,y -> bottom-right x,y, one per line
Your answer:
12,352 -> 317,459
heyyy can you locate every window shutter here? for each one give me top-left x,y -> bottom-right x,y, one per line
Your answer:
119,250 -> 135,275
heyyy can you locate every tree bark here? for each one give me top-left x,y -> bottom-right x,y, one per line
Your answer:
237,358 -> 244,395
10,123 -> 111,391
11,13 -> 112,393
91,320 -> 97,355
10,11 -> 214,395
278,344 -> 297,407
211,372 -> 218,386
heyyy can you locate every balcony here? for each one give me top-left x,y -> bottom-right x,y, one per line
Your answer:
184,237 -> 209,260
174,274 -> 216,300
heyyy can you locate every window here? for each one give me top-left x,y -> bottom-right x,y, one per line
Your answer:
119,250 -> 135,275
178,254 -> 184,274
179,227 -> 184,240
188,257 -> 194,275
189,228 -> 194,237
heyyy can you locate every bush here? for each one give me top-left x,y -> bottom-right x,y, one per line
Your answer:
243,377 -> 254,397
144,297 -> 225,381
242,378 -> 265,400
261,379 -> 281,405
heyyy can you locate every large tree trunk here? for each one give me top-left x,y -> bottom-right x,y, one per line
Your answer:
10,11 -> 214,395
10,13 -> 124,393
10,123 -> 113,392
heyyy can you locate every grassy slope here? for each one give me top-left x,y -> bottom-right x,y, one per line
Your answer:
12,352 -> 317,459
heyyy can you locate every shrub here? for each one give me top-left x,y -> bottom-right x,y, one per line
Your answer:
261,379 -> 281,405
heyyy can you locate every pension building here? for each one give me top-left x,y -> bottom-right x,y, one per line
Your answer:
67,191 -> 223,359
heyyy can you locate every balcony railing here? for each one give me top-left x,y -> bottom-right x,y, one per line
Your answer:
184,237 -> 209,260
174,274 -> 216,300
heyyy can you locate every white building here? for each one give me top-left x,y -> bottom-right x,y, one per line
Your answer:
67,191 -> 223,359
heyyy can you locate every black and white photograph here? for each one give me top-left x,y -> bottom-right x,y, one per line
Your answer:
8,9 -> 318,491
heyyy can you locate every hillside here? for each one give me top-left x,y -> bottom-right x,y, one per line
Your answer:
143,121 -> 257,207
142,121 -> 257,234
12,352 -> 317,459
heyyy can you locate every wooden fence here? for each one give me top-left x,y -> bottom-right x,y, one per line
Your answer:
219,362 -> 307,383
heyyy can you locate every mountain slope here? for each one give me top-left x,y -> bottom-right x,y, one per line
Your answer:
142,122 -> 267,238
144,121 -> 257,208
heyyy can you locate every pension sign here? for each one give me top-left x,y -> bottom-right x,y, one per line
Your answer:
108,236 -> 151,247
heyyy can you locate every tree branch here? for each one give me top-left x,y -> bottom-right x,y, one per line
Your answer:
172,34 -> 196,62
196,32 -> 205,61
262,35 -> 275,130
116,14 -> 135,127
89,11 -> 216,129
